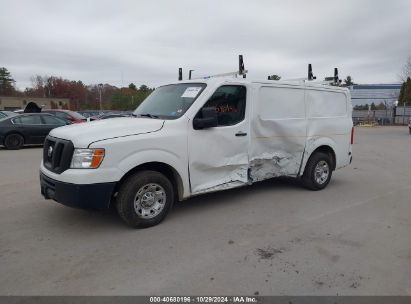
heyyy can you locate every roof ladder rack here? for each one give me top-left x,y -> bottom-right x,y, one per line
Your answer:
178,68 -> 183,81
283,63 -> 316,82
333,68 -> 342,85
324,68 -> 342,86
190,55 -> 248,80
308,64 -> 317,80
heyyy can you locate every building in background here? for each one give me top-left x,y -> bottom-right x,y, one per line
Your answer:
349,84 -> 401,107
349,84 -> 411,125
0,97 -> 71,111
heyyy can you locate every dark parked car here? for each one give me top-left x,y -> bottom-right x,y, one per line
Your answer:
0,113 -> 68,149
42,109 -> 86,123
0,111 -> 18,119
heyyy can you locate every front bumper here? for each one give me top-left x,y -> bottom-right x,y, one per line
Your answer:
40,172 -> 116,210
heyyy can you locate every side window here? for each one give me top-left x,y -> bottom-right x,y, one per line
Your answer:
12,117 -> 22,124
14,115 -> 42,125
196,85 -> 246,126
42,116 -> 65,125
54,112 -> 68,119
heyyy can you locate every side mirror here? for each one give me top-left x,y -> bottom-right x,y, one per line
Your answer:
193,107 -> 218,130
193,116 -> 218,130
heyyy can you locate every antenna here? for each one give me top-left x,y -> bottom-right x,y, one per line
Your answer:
308,64 -> 316,80
178,68 -> 182,81
189,70 -> 194,80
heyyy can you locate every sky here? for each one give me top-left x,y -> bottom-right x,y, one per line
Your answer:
1,0 -> 410,90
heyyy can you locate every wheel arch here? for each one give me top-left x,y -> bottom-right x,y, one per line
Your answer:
310,145 -> 336,170
301,141 -> 337,176
115,162 -> 185,202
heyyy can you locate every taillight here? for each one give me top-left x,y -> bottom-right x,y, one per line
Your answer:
351,127 -> 354,145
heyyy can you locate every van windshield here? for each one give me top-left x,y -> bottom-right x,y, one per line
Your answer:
133,83 -> 206,119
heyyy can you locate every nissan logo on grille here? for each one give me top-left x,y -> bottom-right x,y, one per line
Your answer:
43,136 -> 74,174
47,146 -> 53,158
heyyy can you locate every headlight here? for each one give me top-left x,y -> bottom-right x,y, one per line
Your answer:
70,148 -> 105,169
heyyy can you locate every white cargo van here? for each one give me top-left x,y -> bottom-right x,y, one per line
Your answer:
40,75 -> 353,228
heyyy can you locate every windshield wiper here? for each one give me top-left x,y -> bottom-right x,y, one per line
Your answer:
135,113 -> 159,119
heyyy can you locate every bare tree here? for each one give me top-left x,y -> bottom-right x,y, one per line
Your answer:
399,56 -> 411,82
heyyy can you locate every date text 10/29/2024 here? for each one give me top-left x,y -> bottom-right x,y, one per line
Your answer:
150,296 -> 258,303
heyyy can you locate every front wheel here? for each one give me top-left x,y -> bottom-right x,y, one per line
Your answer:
116,170 -> 174,228
4,133 -> 24,150
302,152 -> 333,190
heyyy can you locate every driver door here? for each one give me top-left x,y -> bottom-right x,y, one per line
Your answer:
188,85 -> 249,194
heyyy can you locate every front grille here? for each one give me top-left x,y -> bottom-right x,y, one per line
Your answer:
43,136 -> 74,174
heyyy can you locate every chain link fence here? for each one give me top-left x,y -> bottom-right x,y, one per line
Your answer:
353,105 -> 411,126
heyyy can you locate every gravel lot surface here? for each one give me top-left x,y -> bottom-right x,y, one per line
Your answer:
0,126 -> 410,295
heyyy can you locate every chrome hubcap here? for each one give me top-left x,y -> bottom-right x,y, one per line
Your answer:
314,160 -> 329,184
134,183 -> 166,219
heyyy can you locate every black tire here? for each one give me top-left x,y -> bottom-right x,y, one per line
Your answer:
409,128 -> 411,134
4,133 -> 24,150
116,170 -> 174,228
302,152 -> 333,191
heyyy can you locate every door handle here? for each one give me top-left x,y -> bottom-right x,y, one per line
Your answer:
235,131 -> 247,137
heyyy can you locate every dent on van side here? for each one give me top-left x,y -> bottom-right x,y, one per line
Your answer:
190,83 -> 351,194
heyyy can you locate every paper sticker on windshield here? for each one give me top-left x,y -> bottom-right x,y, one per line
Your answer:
181,87 -> 202,98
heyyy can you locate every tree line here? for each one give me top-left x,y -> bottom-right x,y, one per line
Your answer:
3,57 -> 411,110
0,67 -> 153,110
398,77 -> 411,106
353,102 -> 389,111
398,56 -> 411,106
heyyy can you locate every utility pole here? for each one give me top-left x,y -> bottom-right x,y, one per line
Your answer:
98,83 -> 103,111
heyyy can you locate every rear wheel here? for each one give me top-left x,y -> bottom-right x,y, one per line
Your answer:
116,170 -> 174,228
4,133 -> 24,150
302,152 -> 333,190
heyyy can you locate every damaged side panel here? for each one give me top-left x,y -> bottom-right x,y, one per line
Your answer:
189,157 -> 249,194
188,83 -> 308,195
187,83 -> 250,194
248,85 -> 307,182
249,151 -> 302,182
186,81 -> 351,197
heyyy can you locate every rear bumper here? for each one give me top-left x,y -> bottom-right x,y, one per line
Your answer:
40,172 -> 116,210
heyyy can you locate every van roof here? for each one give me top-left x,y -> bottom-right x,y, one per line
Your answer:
164,77 -> 350,93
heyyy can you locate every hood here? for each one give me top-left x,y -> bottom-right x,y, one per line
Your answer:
49,117 -> 164,147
